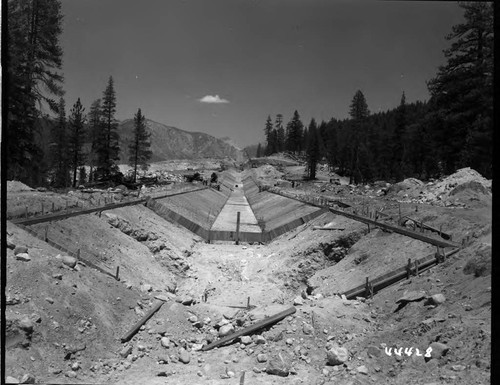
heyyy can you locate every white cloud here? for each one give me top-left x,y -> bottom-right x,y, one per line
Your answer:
199,94 -> 230,104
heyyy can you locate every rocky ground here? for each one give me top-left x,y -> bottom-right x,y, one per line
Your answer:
4,159 -> 491,384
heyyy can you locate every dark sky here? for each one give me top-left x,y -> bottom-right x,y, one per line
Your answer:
60,0 -> 464,147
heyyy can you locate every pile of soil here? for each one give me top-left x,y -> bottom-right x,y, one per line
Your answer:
7,181 -> 35,192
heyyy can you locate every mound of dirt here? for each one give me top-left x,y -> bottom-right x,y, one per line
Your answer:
7,181 -> 34,192
386,178 -> 424,195
254,165 -> 284,180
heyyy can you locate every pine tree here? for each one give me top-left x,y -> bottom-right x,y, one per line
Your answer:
128,108 -> 152,183
256,143 -> 262,158
275,114 -> 285,152
325,118 -> 339,170
87,99 -> 102,182
7,0 -> 64,185
306,118 -> 320,179
427,2 -> 493,178
96,76 -> 121,180
391,92 -> 407,181
287,110 -> 304,154
49,98 -> 70,187
67,98 -> 87,187
264,115 -> 274,156
348,90 -> 369,184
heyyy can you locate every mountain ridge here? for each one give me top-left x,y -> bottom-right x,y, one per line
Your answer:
118,118 -> 245,162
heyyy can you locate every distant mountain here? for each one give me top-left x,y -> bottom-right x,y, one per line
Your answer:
118,119 -> 246,162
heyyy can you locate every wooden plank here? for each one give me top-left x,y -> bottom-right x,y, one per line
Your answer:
402,216 -> 452,240
202,307 -> 296,351
121,300 -> 165,343
343,248 -> 460,299
312,226 -> 345,231
10,187 -> 209,225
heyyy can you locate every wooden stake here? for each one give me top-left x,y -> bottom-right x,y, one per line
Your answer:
116,266 -> 120,281
25,206 -> 28,218
398,203 -> 402,226
247,297 -> 250,309
235,212 -> 241,245
45,226 -> 48,242
52,202 -> 55,212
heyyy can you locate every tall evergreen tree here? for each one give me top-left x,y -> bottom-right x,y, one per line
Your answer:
287,110 -> 304,154
87,99 -> 102,182
348,90 -> 369,184
128,108 -> 152,183
275,114 -> 285,152
306,118 -> 320,179
391,92 -> 407,181
325,118 -> 339,170
427,2 -> 493,178
256,143 -> 262,158
67,98 -> 87,187
96,76 -> 120,179
49,98 -> 70,187
264,115 -> 274,156
7,0 -> 64,185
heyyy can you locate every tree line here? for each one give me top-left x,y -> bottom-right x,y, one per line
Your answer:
6,0 -> 152,188
259,2 -> 493,182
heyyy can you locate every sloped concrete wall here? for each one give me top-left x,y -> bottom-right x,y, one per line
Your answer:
145,197 -> 210,241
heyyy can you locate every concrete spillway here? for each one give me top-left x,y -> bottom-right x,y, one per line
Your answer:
146,170 -> 327,243
210,174 -> 261,234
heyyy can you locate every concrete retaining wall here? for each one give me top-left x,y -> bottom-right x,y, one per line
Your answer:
145,197 -> 210,240
208,230 -> 262,243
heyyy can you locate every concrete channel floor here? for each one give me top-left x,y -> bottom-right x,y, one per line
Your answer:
210,173 -> 262,233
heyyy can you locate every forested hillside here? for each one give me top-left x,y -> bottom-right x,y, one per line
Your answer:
257,3 -> 493,182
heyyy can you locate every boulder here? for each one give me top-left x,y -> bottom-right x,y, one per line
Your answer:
254,335 -> 266,345
257,354 -> 268,363
18,317 -> 34,334
428,294 -> 446,305
14,246 -> 28,255
326,345 -> 349,366
218,324 -> 235,337
240,336 -> 252,345
120,345 -> 133,358
161,337 -> 170,348
178,348 -> 190,364
266,351 -> 292,377
302,323 -> 314,335
356,365 -> 369,375
5,376 -> 19,384
62,256 -> 77,269
293,296 -> 304,306
428,342 -> 449,360
140,284 -> 152,292
15,253 -> 31,262
396,290 -> 427,304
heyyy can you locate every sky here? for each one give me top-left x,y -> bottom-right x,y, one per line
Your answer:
59,0 -> 465,148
